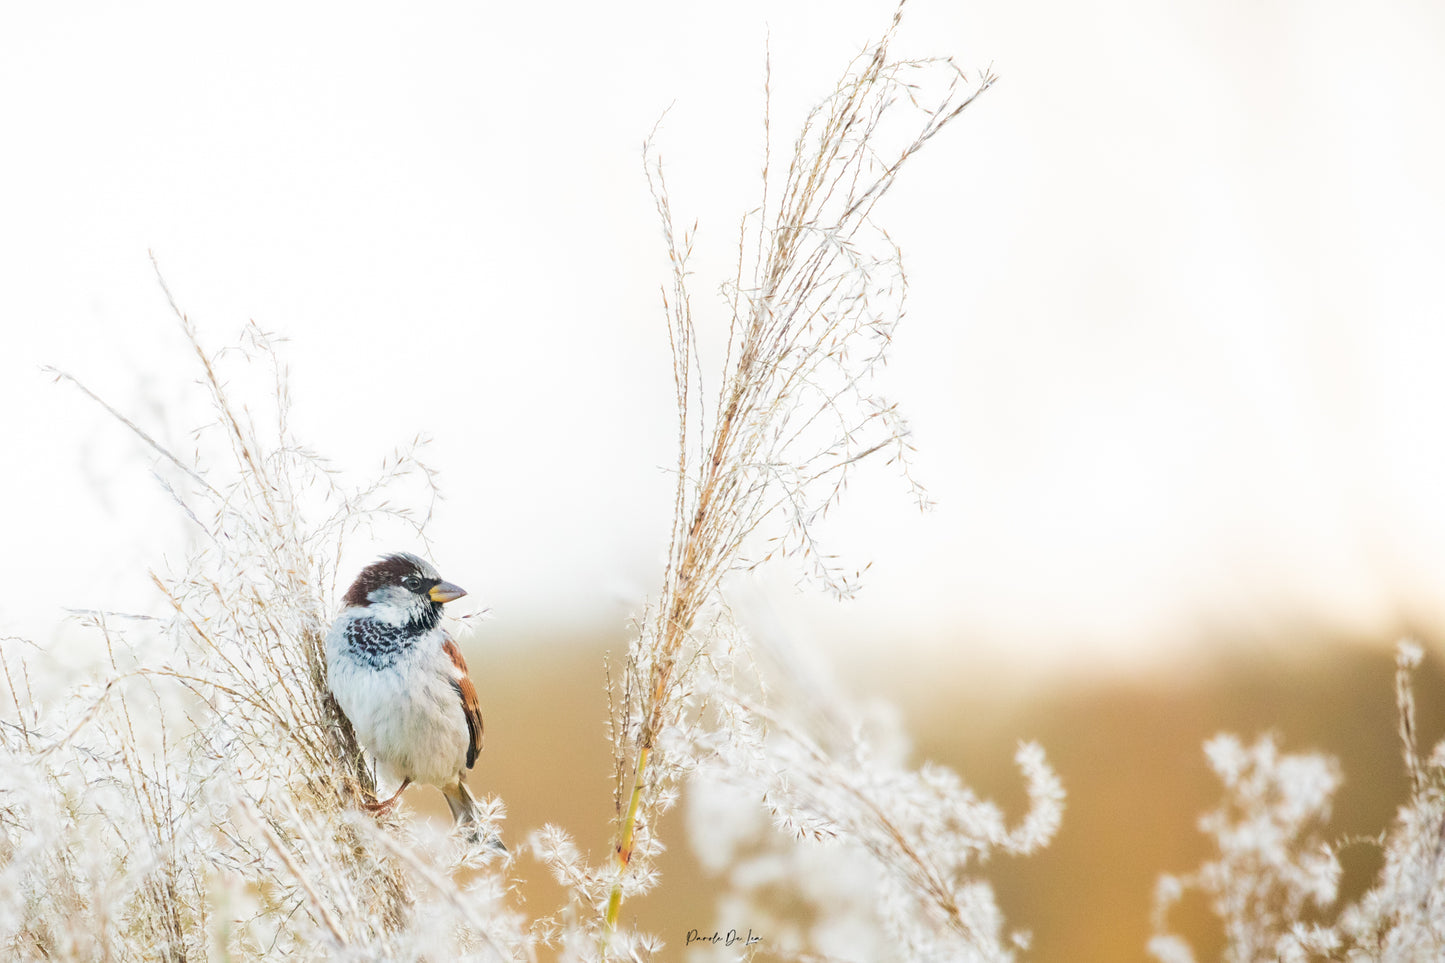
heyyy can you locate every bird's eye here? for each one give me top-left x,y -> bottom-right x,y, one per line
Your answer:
402,576 -> 421,591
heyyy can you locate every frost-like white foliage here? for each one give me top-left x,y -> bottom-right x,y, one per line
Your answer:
687,769 -> 885,963
1152,641 -> 1445,963
1329,642 -> 1445,959
687,667 -> 1063,962
1150,734 -> 1342,963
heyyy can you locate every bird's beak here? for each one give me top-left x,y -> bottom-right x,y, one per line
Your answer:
429,581 -> 467,604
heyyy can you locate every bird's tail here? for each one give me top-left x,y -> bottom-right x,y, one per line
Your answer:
443,779 -> 507,853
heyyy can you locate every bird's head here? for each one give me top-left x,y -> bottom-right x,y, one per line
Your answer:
341,552 -> 467,627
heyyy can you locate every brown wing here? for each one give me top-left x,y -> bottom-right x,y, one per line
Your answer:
443,635 -> 484,769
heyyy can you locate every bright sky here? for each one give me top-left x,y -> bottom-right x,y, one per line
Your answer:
4,1 -> 1445,676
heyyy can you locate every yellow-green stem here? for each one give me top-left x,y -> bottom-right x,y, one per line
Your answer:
603,744 -> 652,950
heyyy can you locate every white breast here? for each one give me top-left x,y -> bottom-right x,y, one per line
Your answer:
325,610 -> 471,787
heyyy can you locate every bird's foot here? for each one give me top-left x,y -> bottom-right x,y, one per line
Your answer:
363,778 -> 412,815
362,797 -> 400,815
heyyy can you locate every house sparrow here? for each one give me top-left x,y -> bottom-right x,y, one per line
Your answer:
326,552 -> 496,846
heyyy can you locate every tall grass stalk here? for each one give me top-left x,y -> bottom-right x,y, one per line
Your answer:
597,1 -> 999,951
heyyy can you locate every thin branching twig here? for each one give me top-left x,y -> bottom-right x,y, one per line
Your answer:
597,3 -> 997,952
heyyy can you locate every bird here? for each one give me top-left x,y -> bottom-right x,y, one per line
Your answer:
325,552 -> 497,846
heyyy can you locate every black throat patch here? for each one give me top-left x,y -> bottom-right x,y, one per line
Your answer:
343,609 -> 437,668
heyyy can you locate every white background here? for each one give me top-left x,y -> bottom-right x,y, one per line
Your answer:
4,0 -> 1445,678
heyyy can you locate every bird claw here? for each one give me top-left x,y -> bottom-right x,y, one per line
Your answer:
362,797 -> 401,815
362,778 -> 412,815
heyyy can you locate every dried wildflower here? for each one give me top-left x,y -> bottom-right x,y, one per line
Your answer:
600,2 -> 998,950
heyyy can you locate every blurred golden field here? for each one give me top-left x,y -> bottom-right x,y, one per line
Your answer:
451,626 -> 1445,961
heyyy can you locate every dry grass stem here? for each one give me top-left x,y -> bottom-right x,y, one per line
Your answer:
599,2 -> 1002,954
